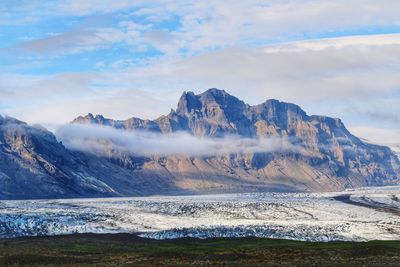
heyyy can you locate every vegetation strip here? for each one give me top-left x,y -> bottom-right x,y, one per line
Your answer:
1,233 -> 399,266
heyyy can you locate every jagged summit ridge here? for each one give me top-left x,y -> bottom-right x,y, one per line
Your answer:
73,88 -> 312,137
73,88 -> 350,139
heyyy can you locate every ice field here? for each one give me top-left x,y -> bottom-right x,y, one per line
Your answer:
1,186 -> 399,241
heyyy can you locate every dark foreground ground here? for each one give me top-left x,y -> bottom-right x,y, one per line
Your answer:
0,234 -> 399,267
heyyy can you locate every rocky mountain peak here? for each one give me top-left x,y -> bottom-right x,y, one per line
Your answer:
73,113 -> 107,125
179,88 -> 246,118
176,91 -> 201,115
0,115 -> 26,126
198,88 -> 230,100
198,88 -> 244,106
255,99 -> 307,119
177,88 -> 246,114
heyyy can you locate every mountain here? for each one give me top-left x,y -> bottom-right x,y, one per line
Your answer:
73,89 -> 400,191
0,116 -> 181,199
0,89 -> 399,199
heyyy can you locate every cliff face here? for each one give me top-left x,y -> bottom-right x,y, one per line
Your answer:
0,88 -> 399,199
0,116 -> 180,199
71,89 -> 400,193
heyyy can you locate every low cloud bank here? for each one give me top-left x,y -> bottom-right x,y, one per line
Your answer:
56,124 -> 301,157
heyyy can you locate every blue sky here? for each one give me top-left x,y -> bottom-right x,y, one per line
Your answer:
0,0 -> 400,151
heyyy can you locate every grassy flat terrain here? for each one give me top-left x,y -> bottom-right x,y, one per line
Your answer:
0,234 -> 399,266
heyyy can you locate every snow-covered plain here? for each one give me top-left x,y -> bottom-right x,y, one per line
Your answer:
0,186 -> 399,242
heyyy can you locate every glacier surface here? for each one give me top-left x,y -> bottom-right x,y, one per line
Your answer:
0,186 -> 399,241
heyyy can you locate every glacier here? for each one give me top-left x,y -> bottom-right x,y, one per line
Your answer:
0,186 -> 399,242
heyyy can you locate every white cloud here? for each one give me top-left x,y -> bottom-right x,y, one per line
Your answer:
55,0 -> 146,16
2,86 -> 177,128
146,0 -> 400,56
5,1 -> 400,55
56,123 -> 302,156
0,72 -> 96,104
14,27 -> 126,56
263,34 -> 400,53
3,34 -> 400,135
101,34 -> 400,103
350,127 -> 400,153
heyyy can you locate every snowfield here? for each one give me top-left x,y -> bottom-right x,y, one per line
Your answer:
0,186 -> 399,242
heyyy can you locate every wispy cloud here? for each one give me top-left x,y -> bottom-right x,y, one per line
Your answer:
263,34 -> 400,52
56,123 -> 302,157
4,1 -> 400,56
357,109 -> 400,124
13,27 -> 125,56
53,1 -> 400,55
349,127 -> 400,153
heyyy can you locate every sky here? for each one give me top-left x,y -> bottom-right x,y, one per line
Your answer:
0,0 -> 400,151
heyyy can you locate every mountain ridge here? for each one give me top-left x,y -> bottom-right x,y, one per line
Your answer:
71,88 -> 399,190
74,88 -> 344,137
0,88 -> 399,199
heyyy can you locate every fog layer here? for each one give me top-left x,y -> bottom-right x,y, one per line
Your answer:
56,124 -> 301,157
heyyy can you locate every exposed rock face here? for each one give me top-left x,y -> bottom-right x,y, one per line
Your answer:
73,89 -> 400,192
0,117 -> 81,199
0,116 -> 180,199
0,89 -> 399,199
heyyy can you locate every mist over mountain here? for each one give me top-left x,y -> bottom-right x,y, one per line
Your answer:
56,124 -> 303,157
0,89 -> 399,199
